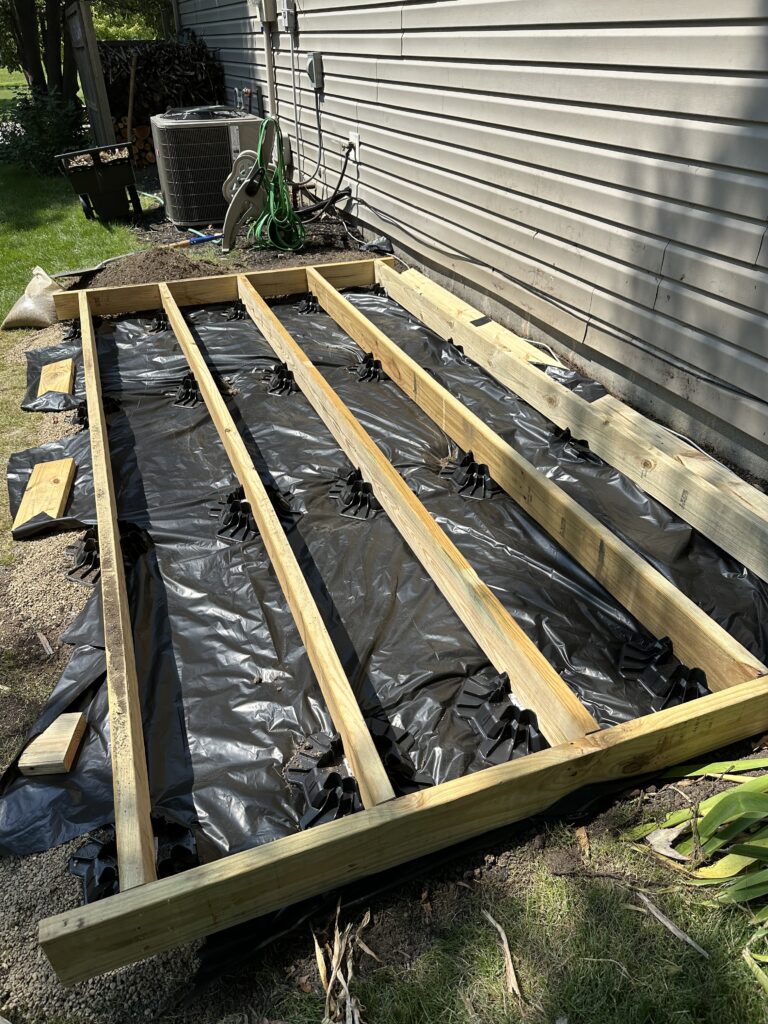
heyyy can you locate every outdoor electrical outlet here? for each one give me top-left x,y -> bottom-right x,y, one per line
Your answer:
306,52 -> 325,92
348,131 -> 360,161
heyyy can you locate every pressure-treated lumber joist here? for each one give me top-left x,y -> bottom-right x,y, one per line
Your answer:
160,285 -> 394,809
39,673 -> 768,985
237,276 -> 598,746
11,457 -> 76,532
54,258 -> 393,319
79,292 -> 156,890
307,268 -> 767,692
376,262 -> 768,584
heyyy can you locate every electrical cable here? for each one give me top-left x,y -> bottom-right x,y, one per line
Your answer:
298,143 -> 353,222
293,91 -> 324,188
245,117 -> 305,252
288,24 -> 304,178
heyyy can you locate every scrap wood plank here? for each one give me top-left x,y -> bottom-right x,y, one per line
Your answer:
11,458 -> 75,531
39,673 -> 768,985
237,275 -> 598,747
37,357 -> 75,397
307,269 -> 767,692
79,291 -> 156,890
18,713 -> 87,776
160,285 -> 395,810
54,257 -> 394,319
376,262 -> 768,584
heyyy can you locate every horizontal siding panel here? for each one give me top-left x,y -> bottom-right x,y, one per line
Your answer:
350,186 -> 768,441
661,245 -> 768,310
372,83 -> 768,174
374,60 -> 768,121
401,27 -> 768,72
353,99 -> 768,219
403,0 -> 768,29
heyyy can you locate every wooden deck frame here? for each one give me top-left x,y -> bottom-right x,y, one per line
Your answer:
36,259 -> 768,984
374,262 -> 768,584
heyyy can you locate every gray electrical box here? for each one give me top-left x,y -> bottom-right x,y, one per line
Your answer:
307,52 -> 324,92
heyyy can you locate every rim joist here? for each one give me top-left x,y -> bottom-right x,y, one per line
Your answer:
78,292 -> 156,889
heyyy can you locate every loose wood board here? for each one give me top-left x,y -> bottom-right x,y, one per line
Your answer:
19,713 -> 87,776
37,358 -> 75,397
12,458 -> 75,531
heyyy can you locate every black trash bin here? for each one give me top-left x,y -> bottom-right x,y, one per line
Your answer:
56,143 -> 142,220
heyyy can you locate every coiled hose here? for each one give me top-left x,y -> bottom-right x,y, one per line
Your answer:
246,117 -> 305,252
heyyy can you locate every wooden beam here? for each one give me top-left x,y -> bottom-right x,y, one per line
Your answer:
12,458 -> 76,531
238,276 -> 598,747
38,357 -> 75,397
79,291 -> 156,890
160,285 -> 394,810
307,269 -> 767,692
376,263 -> 768,584
39,674 -> 768,985
54,258 -> 394,319
18,713 -> 87,776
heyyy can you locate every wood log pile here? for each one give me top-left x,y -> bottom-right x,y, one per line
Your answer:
99,36 -> 225,164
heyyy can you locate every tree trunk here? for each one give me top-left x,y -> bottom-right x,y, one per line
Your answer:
62,14 -> 79,106
10,0 -> 48,92
44,0 -> 64,94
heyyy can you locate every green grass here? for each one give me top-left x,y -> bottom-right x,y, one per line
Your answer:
0,67 -> 24,115
0,163 -> 137,557
270,817 -> 768,1024
0,164 -> 137,319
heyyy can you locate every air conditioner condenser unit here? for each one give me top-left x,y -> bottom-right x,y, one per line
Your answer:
151,106 -> 265,227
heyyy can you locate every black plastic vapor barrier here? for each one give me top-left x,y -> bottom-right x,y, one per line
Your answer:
2,290 -> 767,867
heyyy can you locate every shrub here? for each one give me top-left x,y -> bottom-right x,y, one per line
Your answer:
0,89 -> 88,174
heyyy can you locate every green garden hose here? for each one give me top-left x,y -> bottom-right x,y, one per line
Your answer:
246,117 -> 305,252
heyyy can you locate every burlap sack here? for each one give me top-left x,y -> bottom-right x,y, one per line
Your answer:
1,266 -> 58,330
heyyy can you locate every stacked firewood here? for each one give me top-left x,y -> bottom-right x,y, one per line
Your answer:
99,36 -> 225,145
112,118 -> 155,166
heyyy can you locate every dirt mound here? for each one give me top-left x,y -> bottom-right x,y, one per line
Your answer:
85,247 -> 219,290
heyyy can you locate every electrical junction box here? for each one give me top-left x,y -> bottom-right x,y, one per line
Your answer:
307,52 -> 324,92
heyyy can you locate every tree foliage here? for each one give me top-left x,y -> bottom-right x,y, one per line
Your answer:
0,0 -> 172,99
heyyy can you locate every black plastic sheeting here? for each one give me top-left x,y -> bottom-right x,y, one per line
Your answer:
2,290 -> 767,864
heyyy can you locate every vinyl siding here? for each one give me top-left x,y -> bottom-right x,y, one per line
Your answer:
178,0 -> 768,473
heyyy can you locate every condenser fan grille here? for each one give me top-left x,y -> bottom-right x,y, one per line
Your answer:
151,110 -> 264,227
156,125 -> 231,225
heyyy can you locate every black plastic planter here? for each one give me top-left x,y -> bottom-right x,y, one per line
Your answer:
56,143 -> 142,221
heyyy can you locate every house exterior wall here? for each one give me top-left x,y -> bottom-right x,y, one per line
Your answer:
178,0 -> 768,475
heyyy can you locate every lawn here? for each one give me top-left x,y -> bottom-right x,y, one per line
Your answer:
0,163 -> 137,559
0,67 -> 24,114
